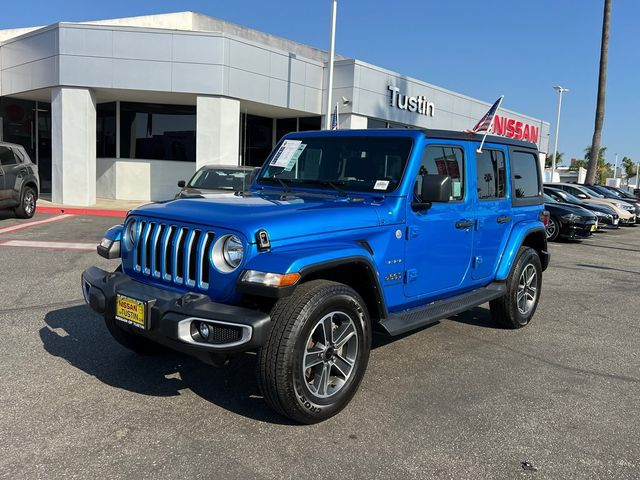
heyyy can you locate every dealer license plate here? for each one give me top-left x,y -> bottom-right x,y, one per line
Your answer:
590,224 -> 597,232
115,294 -> 147,329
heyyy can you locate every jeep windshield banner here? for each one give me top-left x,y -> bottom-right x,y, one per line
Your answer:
259,136 -> 413,194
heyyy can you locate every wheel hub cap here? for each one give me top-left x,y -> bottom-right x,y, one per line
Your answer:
517,264 -> 538,315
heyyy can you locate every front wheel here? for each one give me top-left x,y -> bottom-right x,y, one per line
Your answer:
257,280 -> 371,424
545,216 -> 560,241
490,246 -> 542,329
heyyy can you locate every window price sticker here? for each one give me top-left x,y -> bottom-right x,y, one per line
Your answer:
270,140 -> 307,169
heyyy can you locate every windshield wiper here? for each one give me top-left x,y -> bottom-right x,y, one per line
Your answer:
259,176 -> 292,193
299,179 -> 348,197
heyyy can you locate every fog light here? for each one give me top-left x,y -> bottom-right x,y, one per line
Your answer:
198,322 -> 210,340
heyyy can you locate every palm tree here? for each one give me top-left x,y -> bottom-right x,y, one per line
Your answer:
586,0 -> 612,184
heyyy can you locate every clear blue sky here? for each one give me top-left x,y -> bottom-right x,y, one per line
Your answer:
2,0 -> 638,165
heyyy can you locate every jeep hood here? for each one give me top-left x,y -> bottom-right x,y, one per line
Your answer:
131,192 -> 390,243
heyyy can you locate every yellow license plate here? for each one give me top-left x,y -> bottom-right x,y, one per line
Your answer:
115,294 -> 147,329
590,224 -> 597,232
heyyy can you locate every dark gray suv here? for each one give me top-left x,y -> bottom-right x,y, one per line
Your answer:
0,142 -> 39,218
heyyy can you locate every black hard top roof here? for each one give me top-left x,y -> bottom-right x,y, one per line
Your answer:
419,128 -> 539,150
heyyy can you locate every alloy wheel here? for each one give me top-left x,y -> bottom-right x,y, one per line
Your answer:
517,264 -> 538,315
24,192 -> 35,216
302,311 -> 359,399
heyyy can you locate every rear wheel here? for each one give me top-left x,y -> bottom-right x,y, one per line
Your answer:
257,280 -> 371,424
14,186 -> 36,219
545,216 -> 560,241
490,246 -> 542,329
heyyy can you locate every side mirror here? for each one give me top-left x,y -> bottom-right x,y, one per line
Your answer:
576,193 -> 588,199
413,174 -> 451,211
177,180 -> 186,188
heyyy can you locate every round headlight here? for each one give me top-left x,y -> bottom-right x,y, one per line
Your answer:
125,219 -> 137,247
222,235 -> 244,269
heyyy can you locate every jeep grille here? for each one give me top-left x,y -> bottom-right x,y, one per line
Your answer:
129,219 -> 215,290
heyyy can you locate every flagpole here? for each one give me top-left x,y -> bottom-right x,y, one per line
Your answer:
324,0 -> 338,130
336,101 -> 339,129
476,95 -> 504,153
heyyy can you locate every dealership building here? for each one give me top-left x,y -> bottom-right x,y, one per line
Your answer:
0,12 -> 550,206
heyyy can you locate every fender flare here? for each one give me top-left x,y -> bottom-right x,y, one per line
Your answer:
495,222 -> 548,280
237,243 -> 387,318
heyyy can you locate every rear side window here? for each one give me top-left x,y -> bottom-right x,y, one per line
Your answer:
417,145 -> 465,201
0,146 -> 18,166
475,149 -> 506,200
510,150 -> 541,203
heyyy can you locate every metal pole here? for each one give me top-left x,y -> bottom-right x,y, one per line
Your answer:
613,153 -> 618,179
324,0 -> 338,130
551,86 -> 568,180
636,162 -> 640,189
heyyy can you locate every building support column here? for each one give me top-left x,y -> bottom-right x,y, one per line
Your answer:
340,113 -> 368,130
51,87 -> 96,205
196,96 -> 240,169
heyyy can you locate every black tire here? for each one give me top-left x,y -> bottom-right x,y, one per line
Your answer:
257,280 -> 371,424
14,186 -> 36,219
545,216 -> 560,242
104,316 -> 165,355
490,246 -> 542,329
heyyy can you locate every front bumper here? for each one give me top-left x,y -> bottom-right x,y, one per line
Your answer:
560,220 -> 597,239
81,266 -> 272,360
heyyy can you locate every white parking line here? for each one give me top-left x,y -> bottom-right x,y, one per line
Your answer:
0,214 -> 74,235
0,240 -> 95,251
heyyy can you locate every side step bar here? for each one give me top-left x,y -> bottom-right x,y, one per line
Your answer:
379,282 -> 507,336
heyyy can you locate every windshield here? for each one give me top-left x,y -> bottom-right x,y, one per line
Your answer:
580,185 -> 604,198
258,136 -> 413,194
189,168 -> 252,190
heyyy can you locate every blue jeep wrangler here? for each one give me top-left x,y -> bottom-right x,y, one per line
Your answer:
82,129 -> 549,423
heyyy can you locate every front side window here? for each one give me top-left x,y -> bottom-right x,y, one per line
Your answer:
0,146 -> 18,166
258,136 -> 412,194
475,149 -> 506,200
511,150 -> 541,199
415,145 -> 465,201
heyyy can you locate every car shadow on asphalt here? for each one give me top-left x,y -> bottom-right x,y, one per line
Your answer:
40,304 -> 296,425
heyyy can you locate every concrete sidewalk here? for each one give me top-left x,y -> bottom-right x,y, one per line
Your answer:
37,196 -> 148,217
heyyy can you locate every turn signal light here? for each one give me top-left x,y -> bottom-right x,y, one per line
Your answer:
241,270 -> 301,287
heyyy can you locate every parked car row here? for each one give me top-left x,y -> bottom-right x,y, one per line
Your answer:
543,182 -> 639,241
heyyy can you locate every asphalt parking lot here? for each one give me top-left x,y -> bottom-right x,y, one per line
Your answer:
0,212 -> 638,479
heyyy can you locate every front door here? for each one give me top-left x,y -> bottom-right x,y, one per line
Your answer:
471,145 -> 513,280
404,141 -> 474,298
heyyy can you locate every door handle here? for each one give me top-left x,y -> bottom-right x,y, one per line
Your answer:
497,215 -> 512,224
455,219 -> 473,230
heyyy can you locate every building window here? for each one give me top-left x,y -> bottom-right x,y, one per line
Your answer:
119,102 -> 196,161
276,118 -> 298,143
367,117 -> 411,129
97,102 -> 116,158
367,118 -> 387,129
240,113 -> 273,167
298,116 -> 321,131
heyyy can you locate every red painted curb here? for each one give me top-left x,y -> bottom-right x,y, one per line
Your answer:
37,205 -> 128,218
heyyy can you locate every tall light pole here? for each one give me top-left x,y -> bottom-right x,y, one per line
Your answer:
613,152 -> 618,179
551,85 -> 569,181
324,0 -> 338,130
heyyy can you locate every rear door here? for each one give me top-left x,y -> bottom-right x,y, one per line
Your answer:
0,146 -> 22,204
404,140 -> 474,298
471,144 -> 512,280
0,146 -> 15,202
